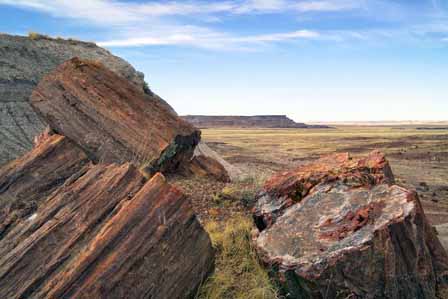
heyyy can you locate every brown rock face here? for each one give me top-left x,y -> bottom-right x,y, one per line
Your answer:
0,133 -> 89,240
31,58 -> 199,174
0,158 -> 214,299
253,151 -> 448,298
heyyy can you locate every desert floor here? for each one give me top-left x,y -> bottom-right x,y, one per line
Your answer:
176,125 -> 448,298
201,125 -> 448,225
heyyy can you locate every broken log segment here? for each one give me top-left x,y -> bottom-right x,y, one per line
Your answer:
0,160 -> 214,299
253,150 -> 395,230
253,151 -> 448,298
31,57 -> 200,174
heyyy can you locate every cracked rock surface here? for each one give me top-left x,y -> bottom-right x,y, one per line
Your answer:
253,151 -> 448,298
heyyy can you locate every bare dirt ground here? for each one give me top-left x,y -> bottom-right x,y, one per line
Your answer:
200,126 -> 448,226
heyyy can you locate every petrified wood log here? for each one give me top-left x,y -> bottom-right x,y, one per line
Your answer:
253,151 -> 448,298
31,58 -> 200,174
0,133 -> 89,240
253,151 -> 395,230
0,162 -> 214,299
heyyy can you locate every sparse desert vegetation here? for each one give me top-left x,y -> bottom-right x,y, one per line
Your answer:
197,215 -> 278,299
185,125 -> 448,298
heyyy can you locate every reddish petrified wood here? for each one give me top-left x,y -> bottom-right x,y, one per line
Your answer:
252,151 -> 448,298
253,150 -> 395,230
0,163 -> 214,299
0,133 -> 89,240
31,58 -> 200,174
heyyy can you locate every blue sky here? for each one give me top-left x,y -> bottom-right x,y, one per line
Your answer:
1,0 -> 447,121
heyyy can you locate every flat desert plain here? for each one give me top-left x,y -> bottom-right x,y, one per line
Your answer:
202,126 -> 448,225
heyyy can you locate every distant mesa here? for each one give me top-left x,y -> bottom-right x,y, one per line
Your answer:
182,115 -> 331,129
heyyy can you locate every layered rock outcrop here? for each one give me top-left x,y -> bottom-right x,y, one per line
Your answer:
0,33 -> 174,166
31,58 -> 199,174
253,151 -> 448,298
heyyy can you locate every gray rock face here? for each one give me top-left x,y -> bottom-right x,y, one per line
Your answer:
0,33 -> 174,165
436,223 -> 448,251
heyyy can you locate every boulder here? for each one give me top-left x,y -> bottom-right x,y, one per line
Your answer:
0,33 -> 175,166
0,158 -> 214,298
182,142 -> 241,182
31,58 -> 200,174
253,151 -> 448,298
253,151 -> 395,230
0,133 -> 89,240
187,154 -> 231,182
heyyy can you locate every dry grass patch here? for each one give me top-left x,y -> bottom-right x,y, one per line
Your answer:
197,215 -> 278,299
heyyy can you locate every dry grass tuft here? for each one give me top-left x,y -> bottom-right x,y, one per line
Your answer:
197,216 -> 278,299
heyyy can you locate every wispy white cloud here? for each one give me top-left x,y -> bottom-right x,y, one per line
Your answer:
294,1 -> 362,12
0,0 -> 344,49
0,0 -> 363,22
0,0 -> 445,50
98,29 -> 322,50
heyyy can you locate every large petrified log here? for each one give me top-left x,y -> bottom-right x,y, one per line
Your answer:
31,58 -> 200,174
253,151 -> 448,298
0,133 -> 89,240
0,33 -> 176,166
253,151 -> 395,230
0,158 -> 214,298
